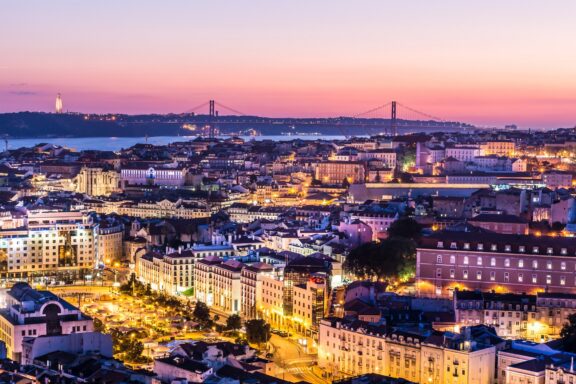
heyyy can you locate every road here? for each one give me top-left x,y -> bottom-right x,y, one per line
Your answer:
268,334 -> 328,384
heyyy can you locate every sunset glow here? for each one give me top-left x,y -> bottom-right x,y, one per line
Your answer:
2,0 -> 576,128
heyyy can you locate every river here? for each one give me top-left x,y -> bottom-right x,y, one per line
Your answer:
5,135 -> 350,152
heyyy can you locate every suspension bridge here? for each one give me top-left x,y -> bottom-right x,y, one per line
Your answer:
176,99 -> 477,138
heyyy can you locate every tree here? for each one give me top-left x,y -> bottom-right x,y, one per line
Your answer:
226,314 -> 242,331
342,177 -> 351,188
344,237 -> 416,282
388,217 -> 422,240
93,318 -> 105,333
245,319 -> 271,346
193,301 -> 211,324
213,314 -> 220,323
561,313 -> 576,352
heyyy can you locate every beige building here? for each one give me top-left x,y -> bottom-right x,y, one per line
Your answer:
240,262 -> 275,320
315,161 -> 365,185
194,257 -> 244,314
98,223 -> 124,265
318,318 -> 496,384
481,141 -> 516,157
84,198 -> 211,220
260,274 -> 285,329
75,166 -> 120,197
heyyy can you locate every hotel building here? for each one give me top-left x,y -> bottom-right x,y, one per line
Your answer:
315,161 -> 366,185
0,209 -> 97,282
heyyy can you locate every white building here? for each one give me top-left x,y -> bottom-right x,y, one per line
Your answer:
0,283 -> 94,362
0,209 -> 97,282
120,164 -> 187,187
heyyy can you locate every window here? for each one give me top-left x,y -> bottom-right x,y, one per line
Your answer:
450,242 -> 457,249
562,262 -> 567,270
436,255 -> 443,263
518,273 -> 523,283
505,259 -> 510,267
463,256 -> 469,265
518,259 -> 524,268
532,260 -> 538,269
561,248 -> 568,255
547,248 -> 554,255
491,244 -> 497,251
463,270 -> 469,279
437,242 -> 444,248
450,255 -> 456,264
463,243 -> 470,250
505,245 -> 512,252
519,246 -> 525,253
477,257 -> 483,266
490,271 -> 496,281
547,261 -> 553,270
478,244 -> 484,251
546,275 -> 552,285
532,274 -> 537,283
533,247 -> 539,254
476,271 -> 482,280
504,272 -> 510,282
561,276 -> 566,286
491,258 -> 496,267
450,269 -> 455,278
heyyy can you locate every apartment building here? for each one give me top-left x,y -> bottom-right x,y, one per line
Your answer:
481,141 -> 515,157
416,231 -> 576,298
315,161 -> 366,185
194,257 -> 244,314
0,209 -> 97,282
240,262 -> 275,320
0,283 -> 94,362
97,222 -> 124,264
318,318 -> 497,384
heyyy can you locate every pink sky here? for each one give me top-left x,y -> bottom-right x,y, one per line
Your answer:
1,1 -> 576,129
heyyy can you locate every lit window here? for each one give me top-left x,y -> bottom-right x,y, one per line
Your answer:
477,257 -> 483,266
491,258 -> 496,267
547,261 -> 553,270
450,269 -> 455,278
532,260 -> 538,269
477,244 -> 484,251
490,271 -> 496,281
518,259 -> 524,268
505,245 -> 511,252
546,275 -> 552,285
561,276 -> 566,286
533,247 -> 539,254
463,243 -> 470,250
518,273 -> 523,283
505,259 -> 510,267
504,272 -> 510,282
519,246 -> 525,253
436,255 -> 443,263
463,256 -> 469,265
476,271 -> 482,280
463,270 -> 469,279
547,248 -> 554,255
561,262 -> 567,271
561,248 -> 568,255
450,255 -> 456,264
491,244 -> 497,251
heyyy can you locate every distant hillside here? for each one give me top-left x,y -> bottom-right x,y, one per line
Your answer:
0,112 -> 471,138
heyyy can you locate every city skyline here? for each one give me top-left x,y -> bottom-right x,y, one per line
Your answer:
1,1 -> 576,129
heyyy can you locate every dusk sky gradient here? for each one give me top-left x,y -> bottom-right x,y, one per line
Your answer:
1,1 -> 576,128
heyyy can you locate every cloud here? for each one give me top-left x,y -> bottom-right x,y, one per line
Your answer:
9,90 -> 38,96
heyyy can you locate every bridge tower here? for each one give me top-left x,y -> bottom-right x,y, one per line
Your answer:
390,100 -> 397,136
208,100 -> 216,138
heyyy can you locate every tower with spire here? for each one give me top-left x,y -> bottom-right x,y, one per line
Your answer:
55,93 -> 63,113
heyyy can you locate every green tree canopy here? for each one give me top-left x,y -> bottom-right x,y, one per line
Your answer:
245,319 -> 271,345
344,237 -> 416,282
387,217 -> 422,240
226,314 -> 242,331
561,313 -> 576,352
193,301 -> 211,324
